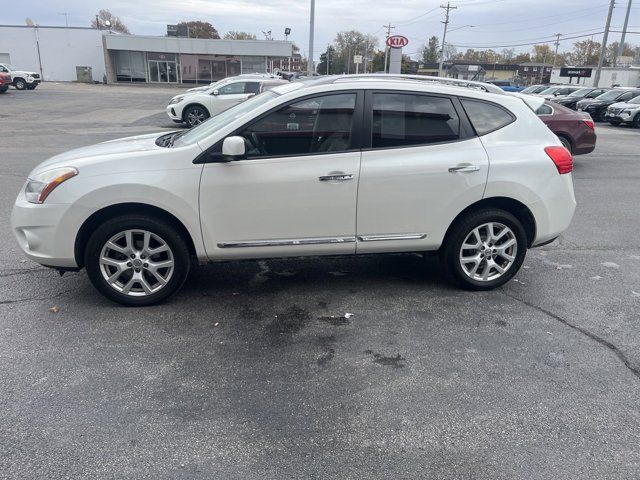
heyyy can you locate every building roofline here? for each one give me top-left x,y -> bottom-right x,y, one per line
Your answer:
0,24 -> 98,30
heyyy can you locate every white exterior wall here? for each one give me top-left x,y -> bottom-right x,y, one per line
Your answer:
550,67 -> 640,88
0,26 -> 105,82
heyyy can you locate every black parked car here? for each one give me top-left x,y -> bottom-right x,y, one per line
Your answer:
553,87 -> 610,110
576,88 -> 640,122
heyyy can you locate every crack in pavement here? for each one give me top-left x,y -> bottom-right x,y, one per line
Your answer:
0,287 -> 79,306
501,290 -> 640,381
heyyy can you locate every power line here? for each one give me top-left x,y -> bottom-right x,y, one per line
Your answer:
449,31 -> 606,48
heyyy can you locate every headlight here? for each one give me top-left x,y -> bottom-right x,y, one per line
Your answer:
169,96 -> 184,105
25,167 -> 78,204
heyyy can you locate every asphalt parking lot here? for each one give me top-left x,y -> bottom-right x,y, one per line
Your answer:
1,82 -> 639,479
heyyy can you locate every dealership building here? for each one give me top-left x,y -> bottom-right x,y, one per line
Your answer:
0,25 -> 294,84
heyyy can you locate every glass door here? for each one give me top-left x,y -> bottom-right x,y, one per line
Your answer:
148,60 -> 179,83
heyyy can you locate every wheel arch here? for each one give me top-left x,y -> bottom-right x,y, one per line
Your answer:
442,197 -> 537,248
74,203 -> 197,268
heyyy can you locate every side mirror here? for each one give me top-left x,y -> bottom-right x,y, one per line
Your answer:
212,89 -> 219,96
221,136 -> 246,161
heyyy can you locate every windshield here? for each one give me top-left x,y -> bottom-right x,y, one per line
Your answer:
173,91 -> 279,147
521,85 -> 541,94
628,95 -> 640,104
597,90 -> 630,101
568,88 -> 593,98
538,87 -> 560,95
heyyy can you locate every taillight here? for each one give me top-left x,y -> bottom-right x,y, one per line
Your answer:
545,146 -> 573,174
583,119 -> 594,130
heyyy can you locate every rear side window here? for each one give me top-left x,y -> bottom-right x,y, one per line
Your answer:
460,98 -> 515,135
371,93 -> 460,148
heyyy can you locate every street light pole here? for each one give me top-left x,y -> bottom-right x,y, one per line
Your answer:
617,0 -> 633,64
308,0 -> 315,75
594,0 -> 615,87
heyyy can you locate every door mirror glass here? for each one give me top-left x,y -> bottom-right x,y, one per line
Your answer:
222,136 -> 246,159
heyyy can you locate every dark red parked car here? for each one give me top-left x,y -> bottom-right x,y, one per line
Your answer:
0,72 -> 10,94
537,100 -> 596,155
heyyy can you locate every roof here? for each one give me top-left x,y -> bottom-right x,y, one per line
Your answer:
519,62 -> 553,67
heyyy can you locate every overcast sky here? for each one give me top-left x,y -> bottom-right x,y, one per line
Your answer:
3,0 -> 638,60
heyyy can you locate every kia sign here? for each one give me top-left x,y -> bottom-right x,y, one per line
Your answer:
386,35 -> 409,49
559,67 -> 592,78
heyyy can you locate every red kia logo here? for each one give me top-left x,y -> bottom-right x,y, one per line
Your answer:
386,35 -> 408,48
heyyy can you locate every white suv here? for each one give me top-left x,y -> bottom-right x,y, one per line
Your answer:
12,76 -> 576,306
166,76 -> 288,127
0,63 -> 40,90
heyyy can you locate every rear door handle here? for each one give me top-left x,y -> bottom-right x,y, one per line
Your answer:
448,164 -> 480,173
319,174 -> 354,182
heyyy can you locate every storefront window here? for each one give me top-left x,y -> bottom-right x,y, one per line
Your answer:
241,56 -> 267,74
113,51 -> 146,82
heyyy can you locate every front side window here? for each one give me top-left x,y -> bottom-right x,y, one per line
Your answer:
371,93 -> 460,148
238,93 -> 357,157
218,82 -> 246,95
619,92 -> 638,101
461,98 -> 515,134
586,89 -> 605,98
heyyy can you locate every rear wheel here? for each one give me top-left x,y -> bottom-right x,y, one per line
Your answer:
440,209 -> 527,290
0,85 -> 8,94
597,109 -> 608,122
13,78 -> 26,90
633,115 -> 640,128
183,105 -> 209,128
558,136 -> 572,153
84,215 -> 191,306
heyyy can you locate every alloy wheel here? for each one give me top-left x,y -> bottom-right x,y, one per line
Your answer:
99,229 -> 174,296
186,108 -> 206,127
459,222 -> 517,282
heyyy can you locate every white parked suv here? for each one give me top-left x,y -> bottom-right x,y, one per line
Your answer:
0,63 -> 40,90
166,76 -> 288,128
12,76 -> 576,306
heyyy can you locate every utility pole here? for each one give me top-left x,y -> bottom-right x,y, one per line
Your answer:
326,44 -> 331,75
383,23 -> 395,73
60,13 -> 69,27
617,0 -> 633,65
438,2 -> 457,77
594,0 -> 616,87
95,14 -> 100,30
308,0 -> 315,75
552,33 -> 562,68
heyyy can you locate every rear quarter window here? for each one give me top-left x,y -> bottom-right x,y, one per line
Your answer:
460,98 -> 515,136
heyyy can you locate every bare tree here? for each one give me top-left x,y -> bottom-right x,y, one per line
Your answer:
90,9 -> 130,34
223,31 -> 257,40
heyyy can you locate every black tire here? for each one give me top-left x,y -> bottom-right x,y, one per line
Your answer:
597,108 -> 608,122
84,214 -> 191,306
558,136 -> 572,153
183,105 -> 209,128
439,208 -> 527,291
0,85 -> 8,94
13,78 -> 26,90
633,115 -> 640,128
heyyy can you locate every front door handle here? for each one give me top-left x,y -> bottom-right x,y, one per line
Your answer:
319,174 -> 354,182
448,164 -> 480,173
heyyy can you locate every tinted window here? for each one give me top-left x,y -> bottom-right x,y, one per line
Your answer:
586,89 -> 605,98
238,93 -> 356,157
245,82 -> 260,94
461,98 -> 514,135
371,93 -> 459,148
535,104 -> 553,116
619,91 -> 638,101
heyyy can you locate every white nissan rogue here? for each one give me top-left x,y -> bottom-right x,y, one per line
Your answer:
12,76 -> 576,306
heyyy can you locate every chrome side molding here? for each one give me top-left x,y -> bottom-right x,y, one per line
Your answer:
357,233 -> 427,242
218,236 -> 356,248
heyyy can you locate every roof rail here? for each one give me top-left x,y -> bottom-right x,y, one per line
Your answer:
325,74 -> 506,95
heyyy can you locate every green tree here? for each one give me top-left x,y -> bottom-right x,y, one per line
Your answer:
177,21 -> 220,39
420,36 -> 439,64
531,44 -> 553,63
90,9 -> 130,33
333,30 -> 378,74
567,40 -> 601,66
223,31 -> 256,40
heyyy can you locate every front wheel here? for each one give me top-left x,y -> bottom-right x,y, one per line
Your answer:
13,78 -> 26,90
597,109 -> 608,122
84,215 -> 191,306
440,209 -> 527,290
183,105 -> 209,128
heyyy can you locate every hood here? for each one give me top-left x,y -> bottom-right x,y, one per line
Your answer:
576,98 -> 600,107
608,101 -> 640,110
14,70 -> 38,77
32,132 -> 169,174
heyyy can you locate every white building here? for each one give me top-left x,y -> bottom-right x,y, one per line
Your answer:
550,66 -> 640,88
0,25 -> 293,84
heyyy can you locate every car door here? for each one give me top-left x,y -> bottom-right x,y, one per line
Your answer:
356,91 -> 489,254
210,81 -> 257,114
198,91 -> 363,260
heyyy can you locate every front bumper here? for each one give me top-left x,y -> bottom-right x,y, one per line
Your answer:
166,105 -> 181,121
605,111 -> 636,124
11,195 -> 78,268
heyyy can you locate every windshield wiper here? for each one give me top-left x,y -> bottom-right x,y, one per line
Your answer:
168,130 -> 187,147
